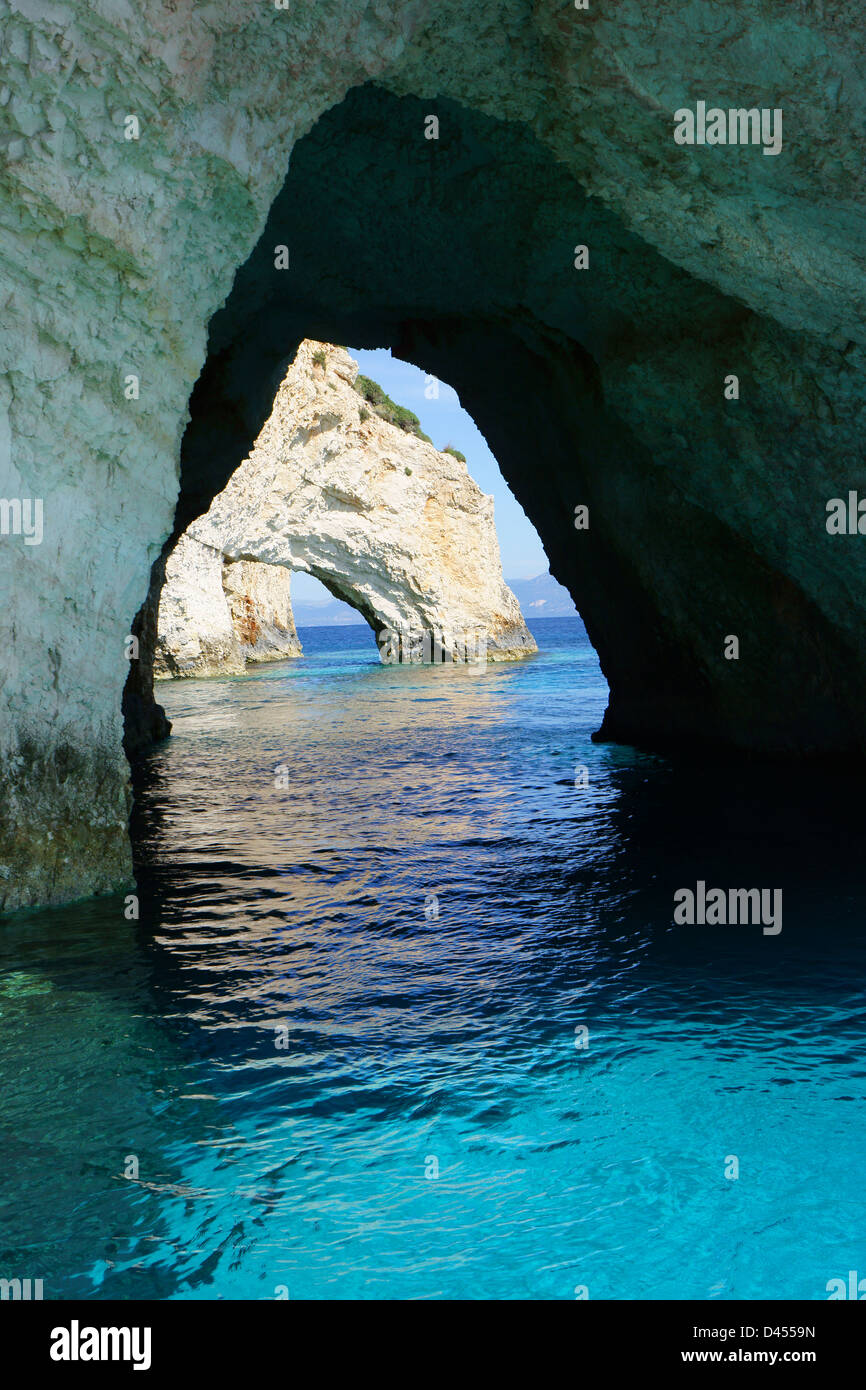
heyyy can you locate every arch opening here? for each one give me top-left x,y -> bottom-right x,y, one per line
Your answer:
151,339 -> 557,684
126,80 -> 861,769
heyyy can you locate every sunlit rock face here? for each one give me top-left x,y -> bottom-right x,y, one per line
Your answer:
222,560 -> 301,667
155,534 -> 245,679
1,1 -> 865,908
157,341 -> 534,675
154,539 -> 301,678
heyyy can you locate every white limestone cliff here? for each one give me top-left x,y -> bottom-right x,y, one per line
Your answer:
155,541 -> 299,677
223,559 -> 300,666
156,341 -> 536,672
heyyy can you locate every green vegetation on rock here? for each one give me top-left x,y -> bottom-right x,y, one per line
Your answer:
353,374 -> 432,443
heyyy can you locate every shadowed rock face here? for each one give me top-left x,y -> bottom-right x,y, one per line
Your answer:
172,84 -> 866,759
156,340 -> 535,676
1,3 -> 865,909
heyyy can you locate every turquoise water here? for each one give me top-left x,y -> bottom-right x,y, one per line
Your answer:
1,618 -> 864,1300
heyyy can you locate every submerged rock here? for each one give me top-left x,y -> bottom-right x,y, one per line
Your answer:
155,341 -> 535,675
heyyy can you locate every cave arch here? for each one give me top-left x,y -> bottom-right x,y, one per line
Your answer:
127,83 -> 864,765
4,5 -> 865,913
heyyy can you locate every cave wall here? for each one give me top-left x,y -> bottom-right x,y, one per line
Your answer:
1,1 -> 864,910
171,85 -> 866,756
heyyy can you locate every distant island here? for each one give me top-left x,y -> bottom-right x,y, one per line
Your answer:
505,573 -> 580,620
293,570 -> 579,627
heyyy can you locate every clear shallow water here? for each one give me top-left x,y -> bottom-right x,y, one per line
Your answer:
1,617 -> 864,1300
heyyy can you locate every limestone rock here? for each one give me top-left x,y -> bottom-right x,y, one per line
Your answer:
1,1 -> 865,909
155,533 -> 244,678
158,341 -> 535,671
154,536 -> 300,678
222,559 -> 300,666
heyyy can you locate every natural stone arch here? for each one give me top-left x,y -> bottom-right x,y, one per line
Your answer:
2,4 -> 865,911
154,341 -> 535,678
137,83 -> 865,763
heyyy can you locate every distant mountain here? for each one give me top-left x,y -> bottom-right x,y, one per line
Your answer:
506,572 -> 579,618
294,573 -> 579,626
292,595 -> 366,627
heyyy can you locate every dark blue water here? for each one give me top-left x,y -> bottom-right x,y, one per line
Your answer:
1,618 -> 864,1300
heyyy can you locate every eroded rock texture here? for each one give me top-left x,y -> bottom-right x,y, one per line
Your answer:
1,1 -> 865,908
157,341 -> 534,675
154,538 -> 301,678
222,560 -> 301,667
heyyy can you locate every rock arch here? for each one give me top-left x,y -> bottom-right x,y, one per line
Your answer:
151,81 -> 866,766
154,341 -> 535,677
2,4 -> 865,909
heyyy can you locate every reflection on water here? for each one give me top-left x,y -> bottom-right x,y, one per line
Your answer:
1,619 -> 864,1300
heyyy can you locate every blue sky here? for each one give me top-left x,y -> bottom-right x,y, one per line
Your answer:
291,347 -> 549,604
